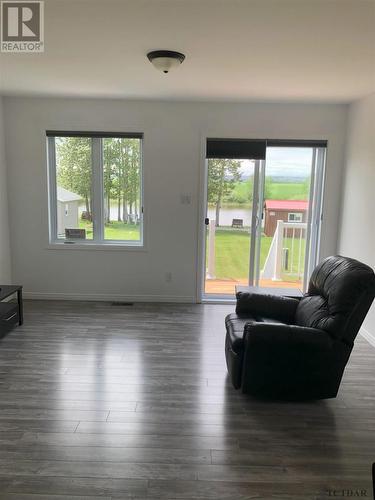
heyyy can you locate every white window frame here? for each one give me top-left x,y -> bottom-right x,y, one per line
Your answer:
288,212 -> 303,222
47,132 -> 144,248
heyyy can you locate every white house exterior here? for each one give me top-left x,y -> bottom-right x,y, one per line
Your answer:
57,186 -> 82,237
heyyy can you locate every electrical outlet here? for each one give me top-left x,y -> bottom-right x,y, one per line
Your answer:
165,272 -> 172,283
180,193 -> 192,205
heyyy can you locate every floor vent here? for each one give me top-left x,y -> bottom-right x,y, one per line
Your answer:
111,302 -> 134,306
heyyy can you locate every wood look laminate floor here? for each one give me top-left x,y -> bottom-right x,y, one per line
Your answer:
0,300 -> 374,500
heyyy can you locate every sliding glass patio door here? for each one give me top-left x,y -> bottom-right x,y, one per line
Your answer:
204,158 -> 261,296
202,139 -> 326,299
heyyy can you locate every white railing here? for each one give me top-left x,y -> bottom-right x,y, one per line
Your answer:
262,220 -> 307,281
205,219 -> 306,282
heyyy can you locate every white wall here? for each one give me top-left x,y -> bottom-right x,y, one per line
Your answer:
338,93 -> 375,343
0,97 -> 11,283
3,97 -> 347,302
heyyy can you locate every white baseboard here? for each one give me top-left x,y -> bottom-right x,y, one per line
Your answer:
360,327 -> 375,347
23,291 -> 196,303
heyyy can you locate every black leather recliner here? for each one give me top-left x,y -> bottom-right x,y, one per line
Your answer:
225,255 -> 375,399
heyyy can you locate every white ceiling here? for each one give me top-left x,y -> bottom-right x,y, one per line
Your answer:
1,0 -> 374,102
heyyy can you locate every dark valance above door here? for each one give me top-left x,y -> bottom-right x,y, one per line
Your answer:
206,138 -> 266,160
206,138 -> 328,160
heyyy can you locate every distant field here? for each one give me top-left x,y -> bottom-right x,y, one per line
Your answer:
266,182 -> 309,200
226,179 -> 309,204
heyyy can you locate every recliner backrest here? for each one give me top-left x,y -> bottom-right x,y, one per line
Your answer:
294,255 -> 375,343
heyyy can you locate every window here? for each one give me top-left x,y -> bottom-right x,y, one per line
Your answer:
288,212 -> 303,222
47,132 -> 143,246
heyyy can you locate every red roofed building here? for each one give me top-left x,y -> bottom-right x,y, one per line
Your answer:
264,199 -> 308,237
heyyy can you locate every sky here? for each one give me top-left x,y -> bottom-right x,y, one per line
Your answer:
240,147 -> 313,179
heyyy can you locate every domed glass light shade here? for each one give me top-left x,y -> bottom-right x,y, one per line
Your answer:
147,50 -> 185,74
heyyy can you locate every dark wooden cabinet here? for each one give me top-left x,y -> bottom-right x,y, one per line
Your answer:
0,302 -> 19,334
0,285 -> 23,336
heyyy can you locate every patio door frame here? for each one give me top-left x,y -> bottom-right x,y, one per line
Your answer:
197,139 -> 327,302
198,157 -> 262,302
248,160 -> 262,286
252,147 -> 326,291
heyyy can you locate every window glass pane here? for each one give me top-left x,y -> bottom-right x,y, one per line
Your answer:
205,158 -> 253,295
55,137 -> 93,240
259,147 -> 312,289
103,137 -> 142,241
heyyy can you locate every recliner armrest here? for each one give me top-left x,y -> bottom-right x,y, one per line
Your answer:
240,322 -> 342,399
236,291 -> 300,323
243,322 -> 333,351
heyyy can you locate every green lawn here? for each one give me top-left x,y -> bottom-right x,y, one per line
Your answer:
210,228 -> 305,281
79,220 -> 141,241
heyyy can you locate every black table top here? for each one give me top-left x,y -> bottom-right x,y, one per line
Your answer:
235,285 -> 303,298
0,285 -> 22,301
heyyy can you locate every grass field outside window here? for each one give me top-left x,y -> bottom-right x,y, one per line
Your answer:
79,220 -> 140,241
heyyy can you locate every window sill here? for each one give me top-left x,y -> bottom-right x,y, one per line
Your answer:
46,242 -> 147,252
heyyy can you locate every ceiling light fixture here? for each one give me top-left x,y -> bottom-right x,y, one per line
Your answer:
147,50 -> 185,74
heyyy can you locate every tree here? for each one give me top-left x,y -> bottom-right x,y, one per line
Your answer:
103,138 -> 119,222
207,159 -> 241,226
103,138 -> 127,223
56,137 -> 92,218
225,177 -> 254,204
102,137 -> 141,225
57,136 -> 141,227
127,139 -> 140,221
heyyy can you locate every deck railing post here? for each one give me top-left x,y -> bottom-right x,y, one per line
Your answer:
207,219 -> 216,279
273,220 -> 284,281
